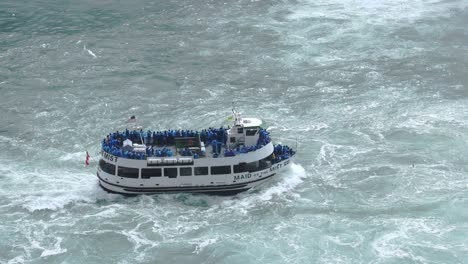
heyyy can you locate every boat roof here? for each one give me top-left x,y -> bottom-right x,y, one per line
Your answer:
235,117 -> 263,128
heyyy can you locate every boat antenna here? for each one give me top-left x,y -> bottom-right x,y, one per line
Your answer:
231,102 -> 238,121
136,120 -> 145,145
139,130 -> 145,145
231,102 -> 235,114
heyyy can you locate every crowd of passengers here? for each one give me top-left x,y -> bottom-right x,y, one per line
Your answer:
272,144 -> 296,164
103,128 -> 228,146
101,127 -> 281,160
102,145 -> 147,160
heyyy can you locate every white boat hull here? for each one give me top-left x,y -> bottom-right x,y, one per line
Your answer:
97,158 -> 292,195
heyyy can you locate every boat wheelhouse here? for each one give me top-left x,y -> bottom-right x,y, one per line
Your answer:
97,112 -> 295,195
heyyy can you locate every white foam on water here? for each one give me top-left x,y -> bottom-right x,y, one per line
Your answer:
286,0 -> 466,23
257,163 -> 306,201
372,231 -> 410,258
58,151 -> 87,162
6,256 -> 24,264
0,159 -> 104,212
122,224 -> 160,252
265,0 -> 468,68
396,102 -> 468,133
189,237 -> 218,254
81,206 -> 122,219
203,88 -> 224,98
21,192 -> 94,212
215,163 -> 306,215
371,217 -> 459,262
0,135 -> 24,149
326,232 -> 364,248
83,45 -> 97,58
276,123 -> 329,132
305,123 -> 329,131
317,143 -> 356,167
40,237 -> 67,257
34,111 -> 50,118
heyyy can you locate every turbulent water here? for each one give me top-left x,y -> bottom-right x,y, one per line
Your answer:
1,0 -> 468,263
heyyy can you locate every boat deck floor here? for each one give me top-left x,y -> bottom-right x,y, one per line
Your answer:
144,143 -> 223,159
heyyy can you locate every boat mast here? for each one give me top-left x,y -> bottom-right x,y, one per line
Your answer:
231,102 -> 240,124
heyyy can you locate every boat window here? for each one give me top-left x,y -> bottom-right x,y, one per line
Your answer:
99,159 -> 116,175
246,129 -> 257,136
237,127 -> 243,134
164,168 -> 178,178
234,163 -> 247,173
259,159 -> 272,170
117,166 -> 139,178
211,166 -> 231,175
194,167 -> 208,176
141,168 -> 162,178
180,167 -> 192,176
246,161 -> 260,172
230,137 -> 236,143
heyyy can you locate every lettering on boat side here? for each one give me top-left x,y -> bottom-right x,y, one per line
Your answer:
268,159 -> 290,172
234,173 -> 253,181
234,159 -> 290,181
102,152 -> 119,162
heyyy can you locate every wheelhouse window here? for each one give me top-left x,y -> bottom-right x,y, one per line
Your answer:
237,127 -> 243,134
141,168 -> 162,179
164,168 -> 178,178
99,159 -> 116,175
246,129 -> 258,136
117,166 -> 139,178
180,167 -> 192,176
194,167 -> 208,176
211,166 -> 231,175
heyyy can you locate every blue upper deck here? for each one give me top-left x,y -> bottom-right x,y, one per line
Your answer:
101,127 -> 278,160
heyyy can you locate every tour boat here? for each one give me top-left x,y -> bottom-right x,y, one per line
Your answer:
97,111 -> 295,195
